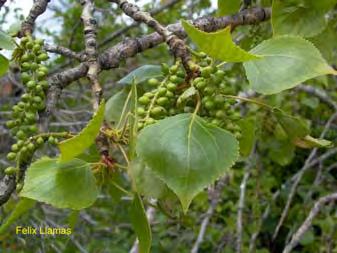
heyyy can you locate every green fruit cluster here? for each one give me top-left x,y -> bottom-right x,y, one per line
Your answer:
137,62 -> 186,129
136,55 -> 242,138
4,36 -> 50,173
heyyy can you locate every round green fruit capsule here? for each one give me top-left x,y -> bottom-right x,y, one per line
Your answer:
204,86 -> 216,95
21,72 -> 30,84
144,117 -> 156,126
25,112 -> 36,122
169,65 -> 179,74
5,167 -> 18,175
137,122 -> 144,129
214,95 -> 225,105
35,84 -> 43,92
166,82 -> 177,92
138,96 -> 150,105
37,71 -> 47,80
33,96 -> 42,103
176,70 -> 185,78
26,80 -> 37,89
156,97 -> 169,106
157,87 -> 167,96
38,53 -> 49,61
27,142 -> 35,151
48,136 -> 57,144
147,78 -> 160,87
29,125 -> 38,133
16,183 -> 23,192
21,93 -> 31,102
204,100 -> 215,110
11,144 -> 19,152
33,44 -> 41,53
17,140 -> 24,147
5,120 -> 16,129
21,62 -> 31,71
36,137 -> 44,145
21,36 -> 29,45
215,110 -> 226,119
26,42 -> 34,49
210,119 -> 221,126
7,152 -> 17,161
30,62 -> 38,71
200,66 -> 213,78
144,92 -> 154,98
16,130 -> 26,140
165,90 -> 174,98
137,107 -> 146,116
195,80 -> 206,90
150,106 -> 166,117
169,75 -> 183,84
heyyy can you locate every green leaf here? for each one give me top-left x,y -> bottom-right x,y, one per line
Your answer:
293,135 -> 333,149
59,100 -> 105,161
181,20 -> 260,62
217,0 -> 241,16
243,36 -> 337,95
105,88 -> 131,127
238,117 -> 256,157
273,109 -> 310,140
117,65 -> 162,85
129,193 -> 152,253
136,113 -> 239,212
269,139 -> 295,166
129,159 -> 170,199
0,54 -> 9,77
20,157 -> 98,210
0,198 -> 36,235
0,30 -> 15,50
272,0 -> 337,38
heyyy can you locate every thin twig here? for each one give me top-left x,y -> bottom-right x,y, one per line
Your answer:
282,192 -> 337,253
272,112 -> 337,240
191,176 -> 230,253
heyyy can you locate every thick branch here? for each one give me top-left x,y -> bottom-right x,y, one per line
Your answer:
80,0 -> 102,110
109,0 -> 191,69
282,192 -> 337,253
99,0 -> 181,48
20,0 -> 50,36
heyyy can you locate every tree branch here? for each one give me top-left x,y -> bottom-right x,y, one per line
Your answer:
282,192 -> 337,253
20,0 -> 51,36
272,111 -> 337,240
44,43 -> 86,61
80,0 -> 102,110
109,0 -> 192,70
191,176 -> 230,253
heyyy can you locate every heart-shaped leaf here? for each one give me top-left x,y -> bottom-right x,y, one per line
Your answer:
20,157 -> 98,210
181,20 -> 260,62
136,113 -> 239,212
243,36 -> 337,95
59,100 -> 105,161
